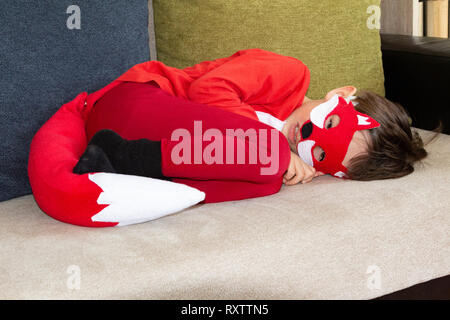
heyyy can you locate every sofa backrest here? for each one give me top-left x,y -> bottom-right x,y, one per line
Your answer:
0,1 -> 151,202
152,0 -> 385,99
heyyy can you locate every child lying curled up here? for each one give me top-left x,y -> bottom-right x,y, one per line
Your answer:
73,48 -> 428,203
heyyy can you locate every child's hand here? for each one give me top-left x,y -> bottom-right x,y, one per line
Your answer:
283,152 -> 323,186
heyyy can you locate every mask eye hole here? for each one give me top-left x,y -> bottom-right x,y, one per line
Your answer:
313,146 -> 325,162
325,115 -> 341,129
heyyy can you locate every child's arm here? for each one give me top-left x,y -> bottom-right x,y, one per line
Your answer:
187,49 -> 310,121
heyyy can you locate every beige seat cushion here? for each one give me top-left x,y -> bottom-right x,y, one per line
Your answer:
1,128 -> 449,299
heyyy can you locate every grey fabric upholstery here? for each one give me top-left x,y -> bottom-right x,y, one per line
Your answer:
0,0 -> 150,201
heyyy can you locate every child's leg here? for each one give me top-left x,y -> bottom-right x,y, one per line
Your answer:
73,129 -> 166,179
84,81 -> 291,184
73,128 -> 284,202
172,178 -> 283,203
72,144 -> 116,174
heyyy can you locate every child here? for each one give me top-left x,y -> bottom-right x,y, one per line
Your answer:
73,49 -> 428,203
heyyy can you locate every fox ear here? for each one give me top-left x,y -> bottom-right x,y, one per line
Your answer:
355,111 -> 380,130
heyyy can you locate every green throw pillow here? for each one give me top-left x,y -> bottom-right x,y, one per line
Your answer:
153,0 -> 384,99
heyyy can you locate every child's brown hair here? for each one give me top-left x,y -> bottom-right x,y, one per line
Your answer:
347,90 -> 439,181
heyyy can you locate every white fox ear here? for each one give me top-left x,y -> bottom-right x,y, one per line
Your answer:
344,95 -> 358,105
88,173 -> 205,226
334,171 -> 348,178
355,112 -> 380,130
357,115 -> 370,126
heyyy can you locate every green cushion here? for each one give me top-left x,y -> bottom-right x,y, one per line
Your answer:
153,0 -> 384,99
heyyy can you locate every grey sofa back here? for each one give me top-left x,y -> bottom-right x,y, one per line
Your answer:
0,1 -> 152,201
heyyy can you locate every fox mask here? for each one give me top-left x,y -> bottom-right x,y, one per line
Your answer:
297,94 -> 380,178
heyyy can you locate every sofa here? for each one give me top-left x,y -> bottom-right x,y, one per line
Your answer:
1,1 -> 449,299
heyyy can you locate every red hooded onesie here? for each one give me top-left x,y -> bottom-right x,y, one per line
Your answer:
28,49 -> 312,228
83,48 -> 311,203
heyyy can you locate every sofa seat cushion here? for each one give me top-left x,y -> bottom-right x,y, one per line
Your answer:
1,129 -> 449,299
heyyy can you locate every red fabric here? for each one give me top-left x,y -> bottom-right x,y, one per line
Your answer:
300,96 -> 380,177
112,48 -> 310,121
28,48 -> 308,226
28,92 -> 117,227
86,82 -> 291,203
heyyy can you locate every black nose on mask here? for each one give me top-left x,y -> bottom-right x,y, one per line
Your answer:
301,121 -> 313,139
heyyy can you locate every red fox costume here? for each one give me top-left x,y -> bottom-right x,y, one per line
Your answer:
28,49 -> 308,226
